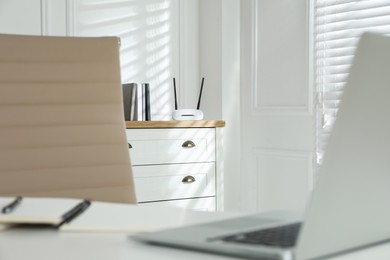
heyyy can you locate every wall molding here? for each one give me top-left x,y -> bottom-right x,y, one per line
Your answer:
240,145 -> 314,212
250,0 -> 313,115
253,147 -> 313,163
253,147 -> 314,212
252,147 -> 314,187
40,0 -> 48,35
66,0 -> 75,36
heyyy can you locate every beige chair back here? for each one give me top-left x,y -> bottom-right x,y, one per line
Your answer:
0,34 -> 136,204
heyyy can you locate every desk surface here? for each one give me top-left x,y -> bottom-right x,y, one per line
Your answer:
1,209 -> 390,260
125,120 -> 225,129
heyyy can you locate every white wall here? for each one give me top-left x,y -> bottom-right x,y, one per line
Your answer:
178,1 -> 200,110
199,0 -> 241,211
221,0 -> 241,211
0,0 -> 197,121
0,0 -> 228,121
199,0 -> 222,120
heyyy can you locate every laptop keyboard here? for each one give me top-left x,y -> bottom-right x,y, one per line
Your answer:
221,222 -> 301,248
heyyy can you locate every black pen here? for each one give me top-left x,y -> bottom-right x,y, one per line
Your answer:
2,196 -> 23,214
57,199 -> 91,227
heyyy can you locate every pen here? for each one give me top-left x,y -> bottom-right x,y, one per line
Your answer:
57,199 -> 91,227
2,196 -> 23,214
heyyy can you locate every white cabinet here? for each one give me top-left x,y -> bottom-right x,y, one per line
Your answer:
126,121 -> 224,211
128,128 -> 215,165
133,163 -> 215,202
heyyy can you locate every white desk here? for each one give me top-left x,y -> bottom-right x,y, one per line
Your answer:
0,209 -> 390,260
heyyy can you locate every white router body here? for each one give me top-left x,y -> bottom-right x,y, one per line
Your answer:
172,109 -> 204,120
172,77 -> 205,121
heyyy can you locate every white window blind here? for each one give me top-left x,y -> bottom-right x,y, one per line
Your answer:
315,0 -> 390,164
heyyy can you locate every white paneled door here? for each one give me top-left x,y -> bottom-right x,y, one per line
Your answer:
240,0 -> 314,213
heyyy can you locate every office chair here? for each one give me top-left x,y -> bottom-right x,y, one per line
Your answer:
0,34 -> 136,204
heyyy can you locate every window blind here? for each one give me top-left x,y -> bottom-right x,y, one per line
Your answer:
315,0 -> 390,164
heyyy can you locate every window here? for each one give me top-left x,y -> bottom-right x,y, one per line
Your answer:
315,0 -> 390,164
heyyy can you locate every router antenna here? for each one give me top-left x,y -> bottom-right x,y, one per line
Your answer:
173,77 -> 178,110
197,77 -> 205,110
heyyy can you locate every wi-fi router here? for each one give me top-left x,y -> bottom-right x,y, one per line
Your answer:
172,77 -> 204,120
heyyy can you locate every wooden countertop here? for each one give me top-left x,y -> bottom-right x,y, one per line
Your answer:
125,120 -> 225,129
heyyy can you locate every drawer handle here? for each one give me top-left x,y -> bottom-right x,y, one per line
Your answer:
182,140 -> 196,148
128,143 -> 132,149
182,175 -> 196,184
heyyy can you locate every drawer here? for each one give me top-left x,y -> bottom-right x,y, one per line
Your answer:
139,197 -> 216,211
126,128 -> 215,165
133,162 -> 215,202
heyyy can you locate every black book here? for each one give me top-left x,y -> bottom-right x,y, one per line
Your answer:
122,83 -> 138,121
122,83 -> 132,121
143,83 -> 151,121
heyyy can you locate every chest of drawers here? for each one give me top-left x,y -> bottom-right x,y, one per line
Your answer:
126,121 -> 224,211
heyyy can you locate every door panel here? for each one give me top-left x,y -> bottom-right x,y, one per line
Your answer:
240,0 -> 314,213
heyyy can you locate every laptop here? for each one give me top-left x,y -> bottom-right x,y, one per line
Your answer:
133,32 -> 390,260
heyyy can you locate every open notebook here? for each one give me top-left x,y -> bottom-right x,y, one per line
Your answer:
0,197 -> 241,232
0,197 -> 90,226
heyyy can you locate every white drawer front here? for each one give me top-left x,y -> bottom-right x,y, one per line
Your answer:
134,163 -> 215,202
140,197 -> 216,211
126,128 -> 215,165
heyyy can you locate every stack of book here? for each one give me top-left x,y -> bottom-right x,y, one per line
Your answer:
122,83 -> 151,121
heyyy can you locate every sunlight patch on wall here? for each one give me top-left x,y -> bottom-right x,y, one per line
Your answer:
71,0 -> 178,120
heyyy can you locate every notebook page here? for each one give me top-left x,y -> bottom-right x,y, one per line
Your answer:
0,197 -> 83,224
